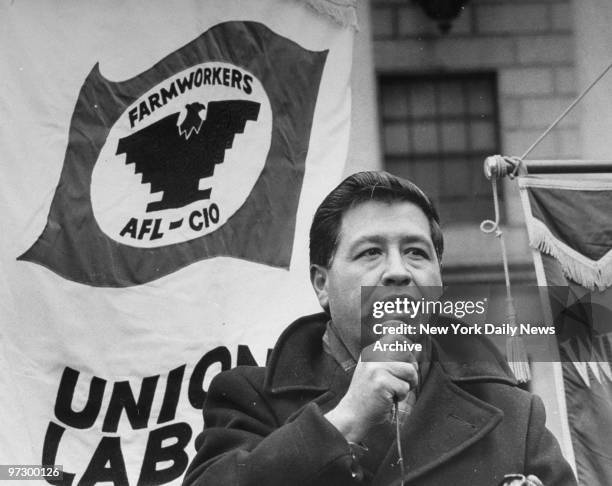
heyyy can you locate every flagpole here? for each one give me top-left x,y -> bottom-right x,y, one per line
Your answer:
522,159 -> 612,173
485,157 -> 612,177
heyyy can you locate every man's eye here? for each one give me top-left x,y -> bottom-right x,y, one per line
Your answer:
406,248 -> 429,259
358,248 -> 381,258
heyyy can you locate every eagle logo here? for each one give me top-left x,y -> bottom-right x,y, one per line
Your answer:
116,100 -> 260,212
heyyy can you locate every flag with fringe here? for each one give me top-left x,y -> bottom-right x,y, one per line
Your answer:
519,174 -> 612,485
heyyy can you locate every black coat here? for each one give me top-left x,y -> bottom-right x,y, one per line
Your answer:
184,313 -> 577,486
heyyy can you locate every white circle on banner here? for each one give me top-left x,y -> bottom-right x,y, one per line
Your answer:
91,62 -> 271,248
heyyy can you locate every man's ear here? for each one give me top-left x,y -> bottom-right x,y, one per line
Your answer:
310,264 -> 329,310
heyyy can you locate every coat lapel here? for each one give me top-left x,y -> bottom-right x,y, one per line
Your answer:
372,363 -> 504,486
311,362 -> 352,414
265,313 -> 332,394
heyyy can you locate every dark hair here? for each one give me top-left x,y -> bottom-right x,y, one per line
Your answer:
309,171 -> 443,267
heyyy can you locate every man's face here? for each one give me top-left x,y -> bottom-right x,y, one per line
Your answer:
311,200 -> 443,356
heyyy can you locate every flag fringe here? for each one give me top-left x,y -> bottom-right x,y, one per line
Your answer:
529,218 -> 612,291
299,0 -> 358,28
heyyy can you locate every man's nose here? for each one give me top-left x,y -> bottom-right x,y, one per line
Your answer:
381,250 -> 412,286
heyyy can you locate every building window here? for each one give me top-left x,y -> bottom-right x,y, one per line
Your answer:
379,73 -> 500,223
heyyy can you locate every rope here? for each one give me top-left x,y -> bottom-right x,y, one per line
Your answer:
521,61 -> 612,160
480,178 -> 531,383
394,399 -> 405,486
480,180 -> 511,294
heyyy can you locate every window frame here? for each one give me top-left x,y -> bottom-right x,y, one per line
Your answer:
377,71 -> 502,222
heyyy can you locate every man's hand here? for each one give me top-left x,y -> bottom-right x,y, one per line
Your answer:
325,334 -> 419,443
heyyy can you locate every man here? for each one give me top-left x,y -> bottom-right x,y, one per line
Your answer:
183,171 -> 577,486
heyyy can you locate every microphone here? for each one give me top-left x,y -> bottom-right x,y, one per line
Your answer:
375,320 -> 425,425
392,370 -> 419,428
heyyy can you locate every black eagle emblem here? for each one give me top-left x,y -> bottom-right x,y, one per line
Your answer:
116,100 -> 260,212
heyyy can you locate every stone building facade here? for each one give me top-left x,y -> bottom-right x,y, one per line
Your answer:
370,0 -> 579,284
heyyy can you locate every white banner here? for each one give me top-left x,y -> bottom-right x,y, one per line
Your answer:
0,1 -> 354,484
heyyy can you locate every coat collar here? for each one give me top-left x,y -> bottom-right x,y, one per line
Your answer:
264,313 -> 517,394
264,313 -> 336,394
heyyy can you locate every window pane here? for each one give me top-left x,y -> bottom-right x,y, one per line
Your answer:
469,121 -> 495,151
413,122 -> 438,153
384,123 -> 410,154
438,82 -> 464,116
381,84 -> 409,118
439,199 -> 493,222
385,158 -> 413,180
410,83 -> 436,117
412,160 -> 439,197
441,122 -> 467,152
441,159 -> 471,197
468,81 -> 493,116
